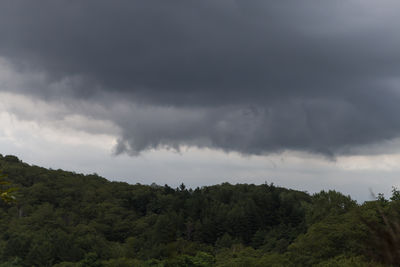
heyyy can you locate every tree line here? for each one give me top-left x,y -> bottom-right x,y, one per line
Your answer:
0,154 -> 397,266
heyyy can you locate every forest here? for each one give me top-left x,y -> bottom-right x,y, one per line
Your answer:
0,154 -> 399,266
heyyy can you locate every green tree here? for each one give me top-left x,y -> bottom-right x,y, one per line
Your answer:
0,172 -> 17,203
288,212 -> 367,266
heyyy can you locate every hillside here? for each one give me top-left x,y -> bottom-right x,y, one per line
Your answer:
0,154 -> 396,266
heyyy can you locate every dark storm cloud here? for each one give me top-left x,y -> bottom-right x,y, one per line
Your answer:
1,0 -> 400,155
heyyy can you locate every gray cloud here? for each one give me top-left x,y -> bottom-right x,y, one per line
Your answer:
1,0 -> 400,155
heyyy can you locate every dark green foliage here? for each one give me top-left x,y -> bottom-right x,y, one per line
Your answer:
0,154 -> 396,266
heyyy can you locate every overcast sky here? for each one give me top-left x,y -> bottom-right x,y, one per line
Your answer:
1,0 -> 400,201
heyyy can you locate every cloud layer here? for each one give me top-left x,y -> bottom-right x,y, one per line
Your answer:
1,0 -> 400,155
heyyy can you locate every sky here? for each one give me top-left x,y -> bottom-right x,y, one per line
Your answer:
1,0 -> 400,201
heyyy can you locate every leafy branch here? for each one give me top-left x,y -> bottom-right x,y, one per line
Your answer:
0,172 -> 17,203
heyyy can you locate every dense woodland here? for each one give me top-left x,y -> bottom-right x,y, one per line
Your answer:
0,154 -> 399,266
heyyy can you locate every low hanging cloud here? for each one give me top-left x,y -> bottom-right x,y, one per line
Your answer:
1,0 -> 400,156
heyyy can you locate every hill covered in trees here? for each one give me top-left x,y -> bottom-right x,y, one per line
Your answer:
0,154 -> 398,266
